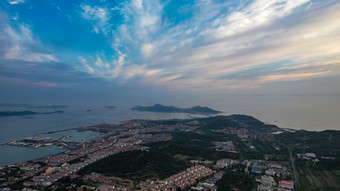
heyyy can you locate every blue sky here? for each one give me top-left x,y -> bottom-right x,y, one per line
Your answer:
0,0 -> 340,104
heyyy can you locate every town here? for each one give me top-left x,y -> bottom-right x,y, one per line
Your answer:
0,115 -> 339,191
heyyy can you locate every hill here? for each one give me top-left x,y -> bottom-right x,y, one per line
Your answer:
0,110 -> 64,117
131,104 -> 221,115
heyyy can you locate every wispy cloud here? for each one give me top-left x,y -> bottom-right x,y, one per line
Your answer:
105,0 -> 340,90
7,0 -> 24,5
79,57 -> 94,73
80,4 -> 111,34
0,75 -> 57,87
111,52 -> 127,78
2,0 -> 339,92
34,81 -> 57,87
0,13 -> 58,63
204,0 -> 310,39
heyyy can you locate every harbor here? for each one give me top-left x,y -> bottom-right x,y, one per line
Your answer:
7,135 -> 74,149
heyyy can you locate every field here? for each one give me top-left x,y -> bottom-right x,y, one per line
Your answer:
276,129 -> 340,190
298,160 -> 340,191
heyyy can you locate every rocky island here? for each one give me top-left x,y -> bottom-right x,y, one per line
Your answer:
0,110 -> 64,117
0,103 -> 68,109
131,104 -> 222,115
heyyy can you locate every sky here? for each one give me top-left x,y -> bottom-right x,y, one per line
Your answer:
0,0 -> 340,108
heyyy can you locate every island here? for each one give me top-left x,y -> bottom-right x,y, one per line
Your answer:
131,104 -> 222,115
0,110 -> 64,117
0,103 -> 68,109
35,105 -> 68,109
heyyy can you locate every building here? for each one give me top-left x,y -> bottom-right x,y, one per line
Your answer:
261,175 -> 275,187
279,184 -> 294,190
23,181 -> 38,187
258,184 -> 271,191
305,153 -> 316,158
251,168 -> 262,174
297,153 -> 316,160
45,167 -> 54,175
266,169 -> 276,176
279,180 -> 294,186
279,180 -> 294,191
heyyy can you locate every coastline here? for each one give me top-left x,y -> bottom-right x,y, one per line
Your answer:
34,128 -> 78,136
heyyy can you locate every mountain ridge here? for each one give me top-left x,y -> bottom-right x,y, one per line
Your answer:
131,104 -> 222,115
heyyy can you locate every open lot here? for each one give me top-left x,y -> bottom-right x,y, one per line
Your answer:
299,164 -> 340,191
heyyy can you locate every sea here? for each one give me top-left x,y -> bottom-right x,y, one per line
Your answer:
1,95 -> 339,166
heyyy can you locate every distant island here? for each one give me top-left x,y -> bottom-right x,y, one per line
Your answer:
131,104 -> 222,115
105,106 -> 116,109
35,105 -> 68,109
0,103 -> 68,109
0,110 -> 64,117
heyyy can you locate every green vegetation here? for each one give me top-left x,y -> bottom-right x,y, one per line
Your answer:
253,140 -> 277,154
236,139 -> 264,160
250,139 -> 290,161
78,131 -> 239,180
296,158 -> 340,190
298,166 -> 340,191
196,116 -> 240,130
276,130 -> 340,157
196,115 -> 280,132
75,116 -> 340,190
227,114 -> 280,132
277,130 -> 340,190
332,170 -> 340,185
227,114 -> 264,126
315,159 -> 340,170
78,150 -> 188,180
216,171 -> 255,191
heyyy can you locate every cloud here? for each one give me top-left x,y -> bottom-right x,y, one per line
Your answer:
7,0 -> 24,5
79,57 -> 94,73
0,13 -> 58,63
259,71 -> 331,83
4,0 -> 337,92
123,64 -> 161,80
116,0 -> 163,54
110,0 -> 340,90
34,81 -> 57,87
80,4 -> 111,34
0,59 -> 104,88
141,43 -> 158,58
205,0 -> 310,39
94,56 -> 104,67
111,52 -> 127,78
94,55 -> 110,68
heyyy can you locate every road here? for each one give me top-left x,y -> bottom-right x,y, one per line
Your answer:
277,141 -> 299,191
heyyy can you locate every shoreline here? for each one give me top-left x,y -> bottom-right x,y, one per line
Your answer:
1,115 -> 339,167
34,127 -> 78,136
